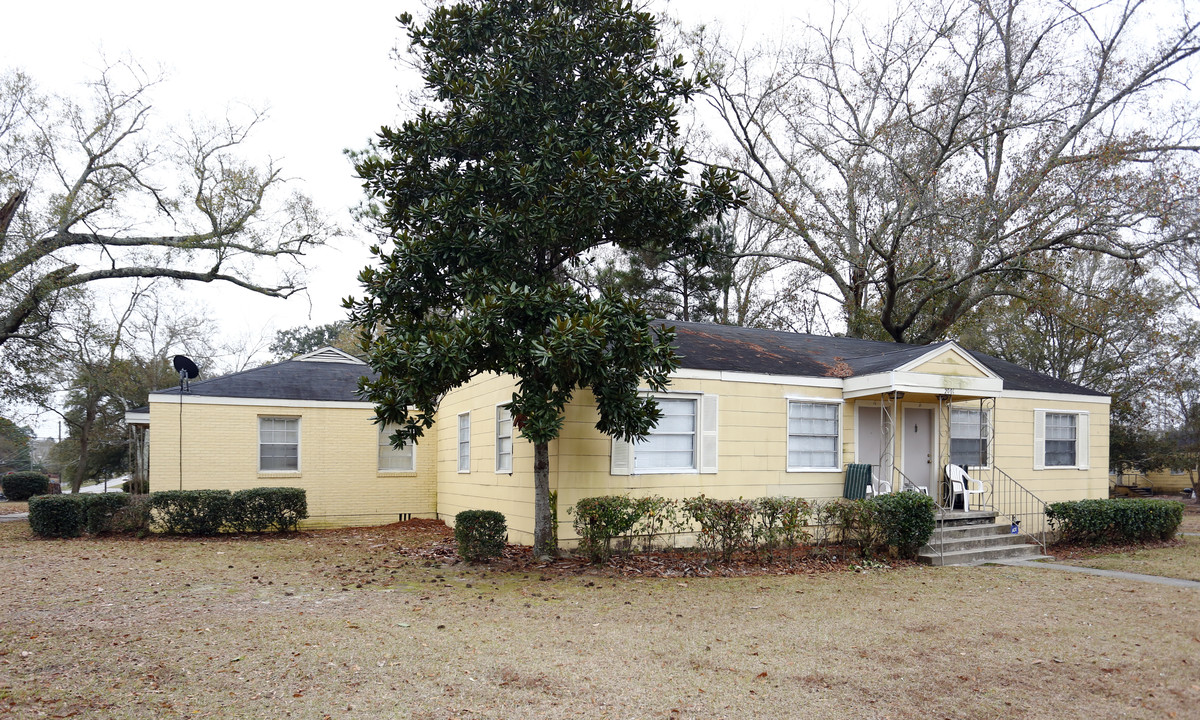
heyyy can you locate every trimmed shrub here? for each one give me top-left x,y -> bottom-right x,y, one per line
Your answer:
29,495 -> 85,537
631,495 -> 685,551
1047,498 -> 1183,544
827,499 -> 884,557
2,471 -> 50,501
454,510 -> 507,561
571,495 -> 639,563
83,493 -> 132,534
148,490 -> 232,535
682,495 -> 756,563
754,496 -> 812,561
229,487 -> 308,532
872,490 -> 937,559
123,476 -> 149,494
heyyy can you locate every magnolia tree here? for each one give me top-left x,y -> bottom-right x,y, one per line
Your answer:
348,0 -> 740,557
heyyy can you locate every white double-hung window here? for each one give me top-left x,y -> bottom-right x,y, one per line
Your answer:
259,417 -> 300,471
949,408 -> 990,468
787,400 -> 841,471
496,405 -> 514,473
1033,409 -> 1089,470
610,394 -> 718,475
378,423 -> 415,472
634,397 -> 697,472
457,412 -> 471,473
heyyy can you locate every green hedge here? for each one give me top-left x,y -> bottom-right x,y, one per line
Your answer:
871,491 -> 937,558
83,493 -> 132,534
30,488 -> 308,538
1047,498 -> 1183,544
228,487 -> 308,532
147,488 -> 308,535
571,495 -> 638,563
29,495 -> 86,537
29,493 -> 138,537
454,510 -> 507,561
2,471 -> 50,501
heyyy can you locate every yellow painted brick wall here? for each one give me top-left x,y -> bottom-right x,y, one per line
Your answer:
148,399 -> 437,529
554,377 -> 848,543
435,374 -> 539,542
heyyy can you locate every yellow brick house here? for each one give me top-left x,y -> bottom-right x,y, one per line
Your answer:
129,323 -> 1110,541
128,347 -> 437,528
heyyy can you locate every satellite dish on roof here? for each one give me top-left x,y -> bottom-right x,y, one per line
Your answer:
172,355 -> 199,392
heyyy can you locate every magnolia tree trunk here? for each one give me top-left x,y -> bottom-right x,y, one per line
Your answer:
533,441 -> 555,559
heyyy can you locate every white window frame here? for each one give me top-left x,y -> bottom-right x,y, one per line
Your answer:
377,423 -> 416,473
495,403 -> 513,474
1033,409 -> 1089,471
633,394 -> 699,474
457,412 -> 471,473
258,416 -> 300,473
624,391 -> 700,475
949,407 -> 991,470
786,398 -> 844,472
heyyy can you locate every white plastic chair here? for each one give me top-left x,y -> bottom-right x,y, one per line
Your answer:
864,478 -> 893,498
945,464 -> 989,511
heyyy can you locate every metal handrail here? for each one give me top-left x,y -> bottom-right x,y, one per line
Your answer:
977,465 -> 1048,553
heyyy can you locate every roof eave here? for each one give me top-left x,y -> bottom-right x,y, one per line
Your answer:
843,371 -> 1004,399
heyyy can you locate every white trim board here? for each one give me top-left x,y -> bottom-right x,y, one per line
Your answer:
148,394 -> 373,410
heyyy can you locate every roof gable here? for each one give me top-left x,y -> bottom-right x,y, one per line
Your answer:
896,343 -> 998,379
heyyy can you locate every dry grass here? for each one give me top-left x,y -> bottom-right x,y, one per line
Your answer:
0,501 -> 28,515
1,521 -> 1197,720
1057,537 -> 1200,583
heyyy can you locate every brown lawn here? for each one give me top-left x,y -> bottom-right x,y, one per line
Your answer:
0,501 -> 28,515
0,520 -> 1196,720
1056,536 -> 1200,583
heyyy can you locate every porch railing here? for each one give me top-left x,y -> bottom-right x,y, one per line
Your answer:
977,465 -> 1048,553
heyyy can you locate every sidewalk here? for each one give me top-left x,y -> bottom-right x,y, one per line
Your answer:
998,558 -> 1200,588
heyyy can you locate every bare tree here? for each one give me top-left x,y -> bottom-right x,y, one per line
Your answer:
694,0 -> 1200,343
0,59 -> 339,349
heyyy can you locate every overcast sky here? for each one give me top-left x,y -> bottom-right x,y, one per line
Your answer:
3,1 -> 817,434
3,1 -> 807,336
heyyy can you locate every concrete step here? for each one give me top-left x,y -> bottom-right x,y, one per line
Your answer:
936,510 -> 998,528
932,523 -> 1014,541
919,542 -> 1045,566
924,532 -> 1029,553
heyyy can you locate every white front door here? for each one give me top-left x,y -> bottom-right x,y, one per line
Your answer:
901,408 -> 934,492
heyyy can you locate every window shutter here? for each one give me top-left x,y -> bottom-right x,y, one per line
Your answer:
1032,409 -> 1045,471
699,394 -> 719,474
611,436 -> 633,476
1076,412 -> 1090,470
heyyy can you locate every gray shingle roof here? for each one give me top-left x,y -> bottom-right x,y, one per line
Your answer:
153,356 -> 375,403
667,321 -> 1106,397
151,325 -> 1107,403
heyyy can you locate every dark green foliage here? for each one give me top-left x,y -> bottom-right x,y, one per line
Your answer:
2,470 -> 49,500
228,487 -> 308,532
148,490 -> 232,535
29,495 -> 85,537
454,510 -> 507,562
871,491 -> 937,559
348,0 -> 741,557
571,495 -> 639,563
631,495 -> 686,551
682,496 -> 756,563
82,493 -> 132,534
1047,499 -> 1183,544
123,476 -> 149,494
827,499 -> 884,557
754,496 -> 813,561
270,321 -> 354,359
